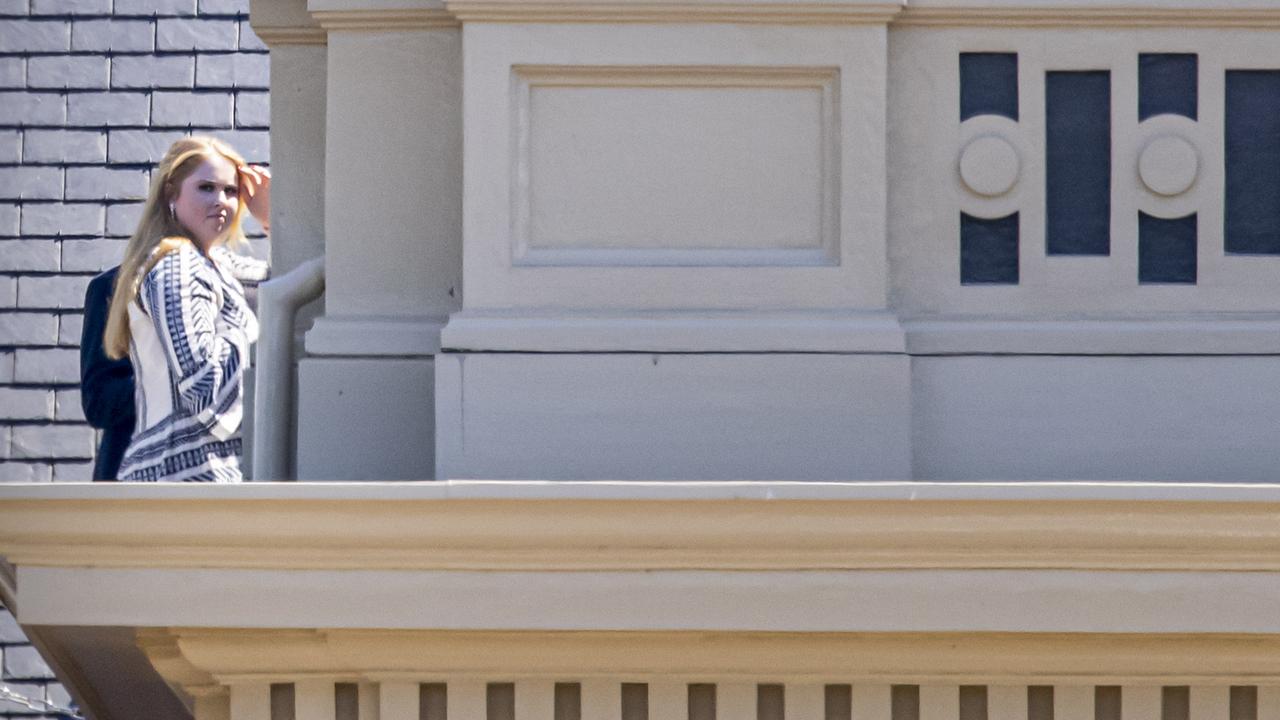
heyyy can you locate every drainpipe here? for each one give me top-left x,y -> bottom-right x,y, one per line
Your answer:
252,257 -> 325,481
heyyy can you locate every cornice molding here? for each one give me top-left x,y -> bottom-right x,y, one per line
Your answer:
161,629 -> 1280,685
444,2 -> 902,24
250,26 -> 329,45
3,482 -> 1280,572
894,5 -> 1280,28
312,9 -> 461,29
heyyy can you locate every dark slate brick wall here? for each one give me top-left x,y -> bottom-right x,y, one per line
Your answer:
0,0 -> 271,483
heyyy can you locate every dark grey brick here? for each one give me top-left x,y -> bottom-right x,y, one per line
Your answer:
67,92 -> 149,126
65,167 -> 148,200
21,202 -> 104,236
105,201 -> 143,236
0,609 -> 24,643
0,19 -> 69,53
57,315 -> 84,347
0,0 -> 29,14
0,462 -> 53,482
0,93 -> 66,127
63,238 -> 127,271
28,55 -> 110,90
23,130 -> 107,164
0,681 -> 45,713
31,0 -> 110,14
72,19 -> 154,53
108,129 -> 185,163
3,646 -> 55,679
0,167 -> 63,200
0,314 -> 58,346
196,52 -> 269,89
198,0 -> 246,12
235,90 -> 269,127
53,461 -> 93,482
157,18 -> 237,51
152,91 -> 233,128
0,58 -> 24,90
0,204 -> 18,236
0,130 -> 19,164
17,275 -> 90,310
239,19 -> 266,51
13,348 -> 77,383
114,0 -> 196,15
0,238 -> 59,270
112,54 -> 194,89
12,425 -> 95,459
213,129 -> 268,164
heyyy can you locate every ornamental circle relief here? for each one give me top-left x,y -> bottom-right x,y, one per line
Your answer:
959,135 -> 1021,197
1138,135 -> 1199,197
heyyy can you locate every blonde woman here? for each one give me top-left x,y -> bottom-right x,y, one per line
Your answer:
104,136 -> 270,482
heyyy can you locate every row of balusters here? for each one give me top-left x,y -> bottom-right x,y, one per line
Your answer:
217,681 -> 1278,720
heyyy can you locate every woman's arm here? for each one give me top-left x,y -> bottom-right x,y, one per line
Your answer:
141,247 -> 249,440
80,270 -> 136,430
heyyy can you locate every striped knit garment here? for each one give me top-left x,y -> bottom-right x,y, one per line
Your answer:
116,244 -> 267,482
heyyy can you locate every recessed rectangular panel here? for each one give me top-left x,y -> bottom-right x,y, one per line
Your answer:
1225,70 -> 1280,254
1046,70 -> 1111,255
1139,212 -> 1196,284
1139,53 -> 1197,120
960,52 -> 1018,120
515,66 -> 838,266
961,212 -> 1019,284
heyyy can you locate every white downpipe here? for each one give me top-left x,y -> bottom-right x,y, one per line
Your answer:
252,257 -> 325,481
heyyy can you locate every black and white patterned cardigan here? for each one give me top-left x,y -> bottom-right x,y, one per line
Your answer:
116,244 -> 268,482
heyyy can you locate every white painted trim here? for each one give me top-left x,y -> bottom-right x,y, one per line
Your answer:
904,316 -> 1280,354
305,315 -> 448,355
441,311 -> 906,352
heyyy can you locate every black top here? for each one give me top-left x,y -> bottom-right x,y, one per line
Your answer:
80,267 -> 136,481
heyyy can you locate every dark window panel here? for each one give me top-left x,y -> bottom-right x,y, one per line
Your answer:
1046,70 -> 1112,255
960,52 -> 1019,121
961,212 -> 1020,285
1139,53 -> 1198,120
1225,70 -> 1280,254
1139,212 -> 1197,284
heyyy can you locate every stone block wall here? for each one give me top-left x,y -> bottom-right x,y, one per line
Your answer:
0,602 -> 72,719
0,0 -> 270,483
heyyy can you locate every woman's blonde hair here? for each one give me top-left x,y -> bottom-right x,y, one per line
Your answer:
104,136 -> 249,359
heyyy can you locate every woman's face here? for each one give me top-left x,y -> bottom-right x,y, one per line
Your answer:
172,154 -> 239,250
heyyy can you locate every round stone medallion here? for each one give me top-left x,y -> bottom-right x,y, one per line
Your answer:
1139,135 -> 1198,197
959,135 -> 1020,197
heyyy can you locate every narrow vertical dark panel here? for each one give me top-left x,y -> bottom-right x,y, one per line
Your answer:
1139,212 -> 1197,283
688,685 -> 716,720
1225,70 -> 1280,254
1094,687 -> 1121,720
1046,71 -> 1112,255
272,684 -> 297,720
421,684 -> 449,720
335,684 -> 360,720
891,686 -> 920,720
1229,686 -> 1257,720
961,212 -> 1019,284
488,684 -> 515,720
555,684 -> 582,720
1139,54 -> 1198,120
824,686 -> 852,720
1162,687 -> 1190,720
1027,687 -> 1054,720
621,684 -> 649,720
758,685 -> 785,720
958,687 -> 987,720
961,52 -> 1019,120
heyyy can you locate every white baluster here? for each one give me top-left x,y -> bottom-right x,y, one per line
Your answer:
515,682 -> 557,720
379,682 -> 420,720
1053,686 -> 1093,720
1120,686 -> 1159,720
783,684 -> 824,720
297,680 -> 337,720
718,683 -> 756,720
987,686 -> 1025,720
448,682 -> 490,720
229,683 -> 272,720
195,691 -> 231,720
359,683 -> 380,720
1189,687 -> 1230,720
850,685 -> 892,720
650,682 -> 688,720
581,680 -> 622,720
919,686 -> 958,720
1258,687 -> 1280,719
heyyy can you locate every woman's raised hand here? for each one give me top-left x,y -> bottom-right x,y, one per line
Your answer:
238,164 -> 272,234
